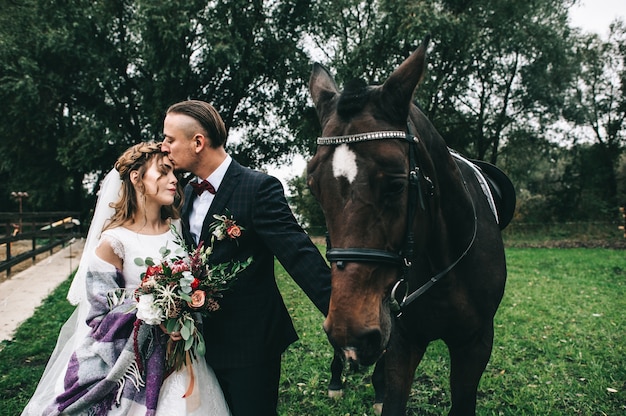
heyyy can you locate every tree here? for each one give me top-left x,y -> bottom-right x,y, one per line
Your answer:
562,21 -> 626,213
296,0 -> 594,224
0,0 -> 620,226
0,0 -> 317,212
303,0 -> 579,165
134,0 -> 319,168
287,173 -> 326,234
0,0 -> 101,212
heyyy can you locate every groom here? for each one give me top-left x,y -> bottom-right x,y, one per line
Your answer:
161,100 -> 331,416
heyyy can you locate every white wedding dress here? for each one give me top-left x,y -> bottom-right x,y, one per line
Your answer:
22,221 -> 230,416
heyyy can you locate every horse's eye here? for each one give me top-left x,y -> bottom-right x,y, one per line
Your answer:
385,178 -> 406,195
307,175 -> 319,197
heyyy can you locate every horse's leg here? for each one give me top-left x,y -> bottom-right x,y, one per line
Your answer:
328,349 -> 344,398
381,334 -> 426,416
447,323 -> 495,416
371,357 -> 385,415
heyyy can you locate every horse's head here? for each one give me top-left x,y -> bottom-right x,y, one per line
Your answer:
308,36 -> 434,365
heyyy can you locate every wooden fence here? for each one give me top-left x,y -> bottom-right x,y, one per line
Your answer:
0,212 -> 82,276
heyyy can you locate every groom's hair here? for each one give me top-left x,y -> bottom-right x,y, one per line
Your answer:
166,100 -> 228,148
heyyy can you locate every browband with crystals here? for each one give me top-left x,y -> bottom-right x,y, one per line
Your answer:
317,130 -> 408,145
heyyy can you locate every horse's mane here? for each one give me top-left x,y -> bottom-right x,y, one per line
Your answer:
337,78 -> 369,120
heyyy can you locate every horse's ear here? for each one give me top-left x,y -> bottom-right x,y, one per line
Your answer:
309,63 -> 339,126
382,35 -> 431,113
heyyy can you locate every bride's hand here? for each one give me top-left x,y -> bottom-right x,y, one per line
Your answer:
159,323 -> 182,341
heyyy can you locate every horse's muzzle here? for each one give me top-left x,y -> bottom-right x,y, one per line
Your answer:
323,320 -> 384,366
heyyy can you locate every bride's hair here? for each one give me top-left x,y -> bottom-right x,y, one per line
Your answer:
104,141 -> 180,231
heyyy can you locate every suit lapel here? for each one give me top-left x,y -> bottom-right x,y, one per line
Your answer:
199,161 -> 243,242
181,184 -> 196,246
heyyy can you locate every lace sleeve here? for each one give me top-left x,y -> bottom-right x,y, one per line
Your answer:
98,234 -> 125,260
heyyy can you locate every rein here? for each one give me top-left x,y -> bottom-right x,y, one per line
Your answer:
317,126 -> 477,318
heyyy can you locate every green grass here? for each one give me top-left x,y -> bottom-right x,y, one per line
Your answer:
2,249 -> 625,415
277,248 -> 626,415
0,277 -> 75,416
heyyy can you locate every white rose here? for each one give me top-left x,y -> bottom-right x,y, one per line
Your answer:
136,294 -> 164,325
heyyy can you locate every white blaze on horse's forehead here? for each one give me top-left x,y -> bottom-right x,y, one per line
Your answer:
332,144 -> 358,183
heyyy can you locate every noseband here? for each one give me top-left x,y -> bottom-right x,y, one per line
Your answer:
317,126 -> 476,317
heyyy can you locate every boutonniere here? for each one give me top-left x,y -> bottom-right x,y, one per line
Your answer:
209,209 -> 244,242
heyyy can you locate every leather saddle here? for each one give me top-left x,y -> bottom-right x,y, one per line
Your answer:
469,159 -> 516,230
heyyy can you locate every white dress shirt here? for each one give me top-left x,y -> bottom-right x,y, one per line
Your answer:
189,155 -> 232,245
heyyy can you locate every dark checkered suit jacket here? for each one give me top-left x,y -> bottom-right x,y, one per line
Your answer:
181,160 -> 331,370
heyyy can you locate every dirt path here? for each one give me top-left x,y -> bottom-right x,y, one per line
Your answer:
0,239 -> 84,343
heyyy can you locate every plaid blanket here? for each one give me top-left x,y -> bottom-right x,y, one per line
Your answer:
44,265 -> 165,416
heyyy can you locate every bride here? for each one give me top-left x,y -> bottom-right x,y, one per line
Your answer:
21,142 -> 230,415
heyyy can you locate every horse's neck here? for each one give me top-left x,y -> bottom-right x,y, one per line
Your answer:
410,132 -> 475,268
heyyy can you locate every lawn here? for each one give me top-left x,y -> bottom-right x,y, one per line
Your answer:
1,247 -> 624,415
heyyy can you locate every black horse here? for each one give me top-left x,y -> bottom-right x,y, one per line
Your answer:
308,35 -> 515,415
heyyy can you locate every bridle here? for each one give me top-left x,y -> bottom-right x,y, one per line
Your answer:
317,125 -> 477,317
318,128 -> 430,269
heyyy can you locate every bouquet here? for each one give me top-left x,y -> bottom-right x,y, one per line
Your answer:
133,211 -> 252,373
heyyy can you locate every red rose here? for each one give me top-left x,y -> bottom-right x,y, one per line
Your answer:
145,265 -> 162,278
191,278 -> 200,290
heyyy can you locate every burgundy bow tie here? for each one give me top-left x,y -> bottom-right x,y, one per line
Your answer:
190,179 -> 216,196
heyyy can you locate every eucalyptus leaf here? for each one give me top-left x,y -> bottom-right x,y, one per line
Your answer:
180,326 -> 190,341
180,321 -> 191,340
165,319 -> 179,334
185,334 -> 194,351
196,339 -> 206,356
